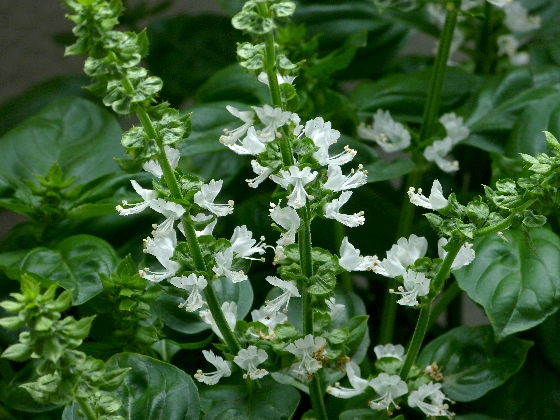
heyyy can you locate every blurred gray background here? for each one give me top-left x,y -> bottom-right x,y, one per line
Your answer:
0,0 -> 222,103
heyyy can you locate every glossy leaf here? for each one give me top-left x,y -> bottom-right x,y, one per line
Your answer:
62,353 -> 200,420
200,377 -> 300,420
363,157 -> 416,183
0,97 -> 122,196
418,325 -> 532,401
351,67 -> 477,121
18,235 -> 119,305
455,228 -> 560,340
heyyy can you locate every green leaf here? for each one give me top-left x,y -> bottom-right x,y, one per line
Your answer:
200,377 -> 300,420
455,228 -> 560,340
418,325 -> 532,402
194,64 -> 270,105
0,97 -> 123,196
363,157 -> 416,183
351,67 -> 476,121
63,353 -> 200,420
18,235 -> 119,305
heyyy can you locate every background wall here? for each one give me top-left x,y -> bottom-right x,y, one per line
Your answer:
0,0 -> 222,103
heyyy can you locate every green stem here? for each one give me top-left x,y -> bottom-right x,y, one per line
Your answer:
475,2 -> 496,75
475,199 -> 536,237
256,2 -> 294,167
399,240 -> 462,379
379,166 -> 422,344
418,2 -> 459,143
429,280 -> 461,326
378,4 -> 459,345
204,283 -> 242,354
399,301 -> 432,380
135,90 -> 242,354
75,397 -> 97,420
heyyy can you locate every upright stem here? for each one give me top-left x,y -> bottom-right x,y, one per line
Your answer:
378,3 -> 459,345
75,397 -> 98,420
418,2 -> 459,143
136,104 -> 242,354
399,239 -> 462,380
475,2 -> 496,75
256,5 -> 326,417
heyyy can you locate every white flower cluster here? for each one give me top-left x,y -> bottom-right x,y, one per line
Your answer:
327,345 -> 454,417
221,102 -> 369,268
339,180 -> 474,306
358,110 -> 470,173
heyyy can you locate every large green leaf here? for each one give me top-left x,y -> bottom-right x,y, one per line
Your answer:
200,377 -> 300,420
17,235 -> 119,305
351,67 -> 477,122
455,228 -> 560,340
418,325 -> 532,402
0,97 -> 122,196
506,92 -> 560,157
155,277 -> 254,335
194,64 -> 270,105
62,353 -> 200,420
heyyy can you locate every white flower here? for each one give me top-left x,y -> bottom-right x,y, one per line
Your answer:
408,179 -> 449,210
252,104 -> 292,138
327,361 -> 370,398
263,276 -> 301,316
286,334 -> 327,379
323,164 -> 368,192
487,0 -> 512,7
270,202 -> 300,245
194,350 -> 232,385
141,229 -> 180,282
220,105 -> 255,145
390,269 -> 431,306
374,344 -> 405,361
270,166 -> 318,209
314,144 -> 357,166
194,179 -> 234,217
246,160 -> 274,188
326,297 -> 345,321
230,225 -> 267,261
439,113 -> 469,145
190,213 -> 217,237
150,199 -> 186,233
339,237 -> 386,274
368,373 -> 408,411
226,126 -> 269,155
304,117 -> 340,149
358,109 -> 411,153
116,180 -> 158,215
497,34 -> 530,66
424,137 -> 459,173
257,71 -> 296,87
408,382 -> 454,418
382,234 -> 428,278
438,238 -> 476,270
169,273 -> 207,312
200,301 -> 237,340
142,146 -> 181,178
213,247 -> 247,283
234,345 -> 269,379
504,2 -> 541,33
325,191 -> 365,228
251,306 -> 287,330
